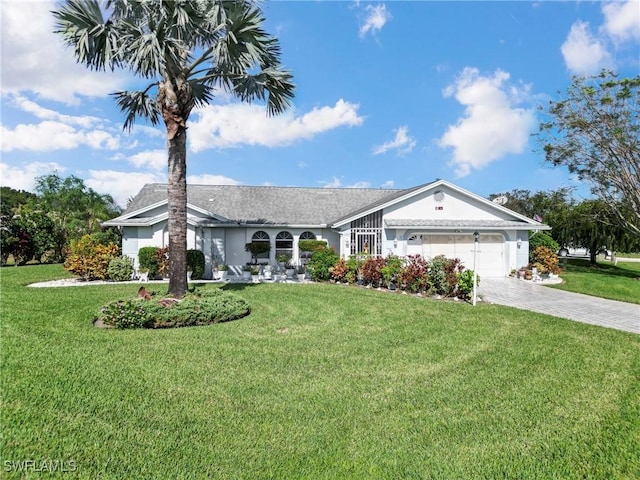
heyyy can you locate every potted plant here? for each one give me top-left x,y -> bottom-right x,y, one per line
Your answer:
262,264 -> 273,280
217,264 -> 228,282
381,255 -> 404,291
296,264 -> 306,280
276,253 -> 291,267
242,264 -> 252,281
251,264 -> 260,283
285,260 -> 295,279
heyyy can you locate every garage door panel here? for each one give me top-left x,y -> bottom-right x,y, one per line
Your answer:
422,234 -> 504,277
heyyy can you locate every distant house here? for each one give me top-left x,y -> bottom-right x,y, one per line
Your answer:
103,179 -> 549,278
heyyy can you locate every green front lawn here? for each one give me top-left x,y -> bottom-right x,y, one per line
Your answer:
2,265 -> 639,479
552,258 -> 640,304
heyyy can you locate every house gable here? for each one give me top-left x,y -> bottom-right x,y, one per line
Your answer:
332,180 -> 545,229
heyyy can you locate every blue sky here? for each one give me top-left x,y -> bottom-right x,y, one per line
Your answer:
1,0 -> 639,208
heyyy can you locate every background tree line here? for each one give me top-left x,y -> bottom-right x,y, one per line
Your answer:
489,188 -> 640,265
1,173 -> 121,265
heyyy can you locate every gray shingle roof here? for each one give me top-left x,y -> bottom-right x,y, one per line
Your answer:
124,183 -> 401,226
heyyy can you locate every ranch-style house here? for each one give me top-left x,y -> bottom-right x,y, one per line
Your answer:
103,179 -> 550,279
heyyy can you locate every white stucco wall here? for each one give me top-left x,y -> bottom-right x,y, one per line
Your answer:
384,186 -> 514,222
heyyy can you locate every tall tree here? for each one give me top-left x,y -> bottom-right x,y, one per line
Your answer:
565,200 -> 619,266
53,0 -> 295,296
537,70 -> 640,237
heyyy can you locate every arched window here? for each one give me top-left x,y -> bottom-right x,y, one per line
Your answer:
251,231 -> 270,261
276,231 -> 293,263
300,231 -> 316,240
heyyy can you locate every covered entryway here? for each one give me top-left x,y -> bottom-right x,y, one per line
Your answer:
420,234 -> 505,277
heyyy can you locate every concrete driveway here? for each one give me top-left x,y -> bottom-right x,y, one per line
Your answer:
478,277 -> 640,334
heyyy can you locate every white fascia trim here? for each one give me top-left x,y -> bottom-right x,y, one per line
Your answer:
331,179 -> 547,229
115,199 -> 169,221
240,223 -> 327,229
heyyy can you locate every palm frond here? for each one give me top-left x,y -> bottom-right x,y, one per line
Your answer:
52,0 -> 121,71
111,89 -> 160,131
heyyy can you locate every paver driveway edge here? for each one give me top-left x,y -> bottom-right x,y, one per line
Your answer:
478,278 -> 640,334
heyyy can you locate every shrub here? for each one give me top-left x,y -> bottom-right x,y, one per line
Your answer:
245,242 -> 271,265
331,258 -> 348,282
298,239 -> 327,253
427,256 -> 464,297
138,247 -> 160,277
99,299 -> 151,329
456,270 -> 479,300
530,245 -> 561,274
399,255 -> 429,293
107,256 -> 134,281
360,256 -> 386,287
96,288 -> 251,329
381,255 -> 404,287
307,246 -> 339,281
186,249 -> 205,279
63,235 -> 119,280
529,232 -> 559,255
345,255 -> 364,284
155,246 -> 169,277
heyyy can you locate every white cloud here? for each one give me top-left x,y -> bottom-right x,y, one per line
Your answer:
0,161 -> 66,191
319,176 -> 371,188
561,21 -> 612,74
372,126 -> 416,156
601,0 -> 640,43
189,99 -> 363,151
85,170 -> 164,208
438,68 -> 537,177
381,180 -> 395,188
359,4 -> 392,38
128,150 -> 167,171
0,0 -> 125,104
9,94 -> 104,128
187,174 -> 241,185
1,121 -> 119,152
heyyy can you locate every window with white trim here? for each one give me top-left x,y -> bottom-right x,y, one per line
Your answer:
251,231 -> 270,261
276,231 -> 293,262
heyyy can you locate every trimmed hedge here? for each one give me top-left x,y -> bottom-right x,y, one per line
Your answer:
138,246 -> 160,277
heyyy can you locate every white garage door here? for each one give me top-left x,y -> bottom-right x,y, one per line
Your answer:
422,234 -> 505,278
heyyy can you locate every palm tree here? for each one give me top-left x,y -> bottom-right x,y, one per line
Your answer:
53,0 -> 294,296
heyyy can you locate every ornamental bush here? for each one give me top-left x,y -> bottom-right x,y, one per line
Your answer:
307,246 -> 339,281
530,245 -> 561,274
97,288 -> 251,329
360,256 -> 386,287
63,235 -> 119,280
427,255 -> 464,297
331,258 -> 348,282
186,249 -> 205,279
138,246 -> 160,277
298,239 -> 327,253
456,270 -> 479,300
99,299 -> 151,329
399,255 -> 429,293
529,232 -> 559,255
107,256 -> 134,281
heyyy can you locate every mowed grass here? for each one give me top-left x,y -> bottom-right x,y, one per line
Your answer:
1,265 -> 639,479
552,258 -> 640,304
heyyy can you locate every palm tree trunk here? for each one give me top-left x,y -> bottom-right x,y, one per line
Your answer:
167,127 -> 188,297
